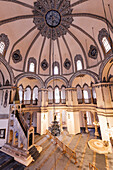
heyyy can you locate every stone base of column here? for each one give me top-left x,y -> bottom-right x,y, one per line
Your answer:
85,129 -> 89,133
95,131 -> 99,136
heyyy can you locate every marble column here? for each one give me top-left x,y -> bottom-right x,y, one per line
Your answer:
84,113 -> 89,133
93,112 -> 99,136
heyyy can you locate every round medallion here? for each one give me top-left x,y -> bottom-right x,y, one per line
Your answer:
33,0 -> 73,40
45,10 -> 61,27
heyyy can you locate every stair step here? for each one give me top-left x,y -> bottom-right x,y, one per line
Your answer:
0,155 -> 14,168
28,146 -> 40,161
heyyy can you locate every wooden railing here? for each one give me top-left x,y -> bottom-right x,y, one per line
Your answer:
89,163 -> 98,170
46,130 -> 77,164
15,110 -> 28,137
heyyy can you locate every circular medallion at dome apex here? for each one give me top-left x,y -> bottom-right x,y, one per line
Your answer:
45,10 -> 61,27
33,0 -> 73,40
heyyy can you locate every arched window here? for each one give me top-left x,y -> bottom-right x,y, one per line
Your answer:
83,90 -> 88,99
0,41 -> 5,55
75,55 -> 84,72
28,58 -> 36,73
0,34 -> 9,57
48,86 -> 53,104
83,84 -> 91,104
53,62 -> 60,75
29,62 -> 35,72
55,86 -> 60,103
19,85 -> 23,103
61,86 -> 66,104
54,66 -> 58,75
98,28 -> 112,55
77,85 -> 83,104
33,86 -> 38,104
92,87 -> 97,104
77,60 -> 82,71
24,86 -> 31,104
102,37 -> 111,53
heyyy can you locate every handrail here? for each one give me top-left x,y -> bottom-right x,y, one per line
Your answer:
46,130 -> 77,164
15,110 -> 28,137
89,163 -> 98,170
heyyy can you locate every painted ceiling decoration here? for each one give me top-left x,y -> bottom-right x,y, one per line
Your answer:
33,0 -> 73,40
41,59 -> 48,71
88,45 -> 98,60
0,0 -> 113,77
12,49 -> 22,63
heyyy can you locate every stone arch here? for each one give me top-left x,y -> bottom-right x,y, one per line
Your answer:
45,75 -> 69,88
15,73 -> 44,87
99,54 -> 113,82
69,70 -> 99,87
0,56 -> 14,85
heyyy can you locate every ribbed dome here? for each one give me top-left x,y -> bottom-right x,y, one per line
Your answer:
0,0 -> 113,78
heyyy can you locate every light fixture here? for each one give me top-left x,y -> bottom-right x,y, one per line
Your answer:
50,10 -> 60,137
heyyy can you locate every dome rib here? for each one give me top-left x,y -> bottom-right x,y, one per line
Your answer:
62,35 -> 74,73
56,38 -> 63,75
8,26 -> 37,64
24,31 -> 41,71
71,23 -> 102,61
1,0 -> 34,9
0,15 -> 34,26
38,37 -> 46,74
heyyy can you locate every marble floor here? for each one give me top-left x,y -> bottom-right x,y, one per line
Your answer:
25,132 -> 113,170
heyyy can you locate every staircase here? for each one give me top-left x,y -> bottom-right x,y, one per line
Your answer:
28,146 -> 40,161
15,110 -> 28,137
0,151 -> 25,170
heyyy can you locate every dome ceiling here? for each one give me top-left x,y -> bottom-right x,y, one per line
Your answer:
0,0 -> 113,78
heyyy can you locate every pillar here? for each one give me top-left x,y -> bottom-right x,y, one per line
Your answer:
67,89 -> 73,105
67,112 -> 75,134
74,111 -> 80,134
93,112 -> 99,136
72,89 -> 78,105
84,113 -> 89,133
98,115 -> 109,141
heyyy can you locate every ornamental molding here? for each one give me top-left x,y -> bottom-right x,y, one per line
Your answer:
12,49 -> 22,63
0,33 -> 9,50
88,45 -> 98,59
33,0 -> 73,40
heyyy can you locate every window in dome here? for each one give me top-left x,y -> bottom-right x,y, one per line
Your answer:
28,57 -> 36,73
0,41 -> 5,55
77,60 -> 82,71
29,62 -> 35,72
0,34 -> 9,57
54,66 -> 58,75
53,62 -> 60,75
102,37 -> 111,53
55,87 -> 60,103
75,54 -> 84,72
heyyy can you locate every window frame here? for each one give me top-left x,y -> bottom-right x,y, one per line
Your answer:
28,57 -> 37,73
52,62 -> 60,75
0,34 -> 9,57
75,55 -> 84,72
